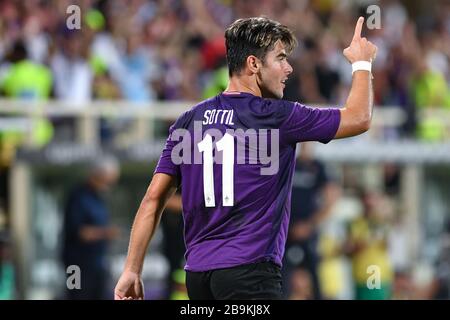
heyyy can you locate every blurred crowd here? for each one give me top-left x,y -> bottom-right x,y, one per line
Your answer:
0,0 -> 449,136
286,184 -> 450,300
281,143 -> 450,300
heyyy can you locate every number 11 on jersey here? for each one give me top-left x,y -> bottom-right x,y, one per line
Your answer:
197,133 -> 234,207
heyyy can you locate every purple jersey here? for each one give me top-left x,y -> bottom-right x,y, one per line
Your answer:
155,92 -> 340,272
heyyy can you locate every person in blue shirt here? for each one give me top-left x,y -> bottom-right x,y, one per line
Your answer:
62,156 -> 121,300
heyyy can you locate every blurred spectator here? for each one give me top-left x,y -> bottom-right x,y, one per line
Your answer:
283,142 -> 340,299
392,270 -> 415,300
61,156 -> 121,300
0,41 -> 52,99
115,30 -> 160,102
202,64 -> 228,99
383,163 -> 401,196
431,218 -> 450,299
169,269 -> 188,300
50,30 -> 93,103
288,267 -> 314,300
0,230 -> 15,300
345,190 -> 394,300
0,40 -> 53,160
92,68 -> 121,100
92,66 -> 122,145
317,232 -> 348,300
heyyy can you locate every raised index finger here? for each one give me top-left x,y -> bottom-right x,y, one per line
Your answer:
353,17 -> 364,40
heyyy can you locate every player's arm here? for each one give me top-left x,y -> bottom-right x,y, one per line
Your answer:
334,17 -> 378,139
114,173 -> 177,300
124,173 -> 177,273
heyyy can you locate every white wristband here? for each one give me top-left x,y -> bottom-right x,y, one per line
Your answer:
352,61 -> 372,74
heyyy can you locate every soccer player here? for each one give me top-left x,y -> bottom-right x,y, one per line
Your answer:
114,16 -> 377,300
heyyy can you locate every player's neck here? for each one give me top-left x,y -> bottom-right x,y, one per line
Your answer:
225,76 -> 262,97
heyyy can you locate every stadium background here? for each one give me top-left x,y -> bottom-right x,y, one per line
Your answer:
0,0 -> 449,299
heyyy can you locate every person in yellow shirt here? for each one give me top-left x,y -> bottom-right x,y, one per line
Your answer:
345,190 -> 394,300
0,41 -> 54,161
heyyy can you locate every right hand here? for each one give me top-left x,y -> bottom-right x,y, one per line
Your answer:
343,17 -> 378,64
114,270 -> 144,300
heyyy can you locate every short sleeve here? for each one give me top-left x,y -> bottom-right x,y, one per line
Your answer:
154,123 -> 182,180
280,102 -> 341,144
154,110 -> 194,180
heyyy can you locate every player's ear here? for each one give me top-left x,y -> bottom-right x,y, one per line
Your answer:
247,55 -> 261,74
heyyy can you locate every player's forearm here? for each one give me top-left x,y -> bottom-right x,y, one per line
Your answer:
123,195 -> 160,274
343,71 -> 373,133
123,174 -> 177,275
124,188 -> 173,274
